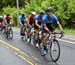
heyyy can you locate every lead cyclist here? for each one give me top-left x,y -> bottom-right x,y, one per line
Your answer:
41,7 -> 64,55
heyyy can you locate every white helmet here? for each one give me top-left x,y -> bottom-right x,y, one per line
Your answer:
31,12 -> 36,15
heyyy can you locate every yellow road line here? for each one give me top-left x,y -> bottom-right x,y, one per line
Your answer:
18,55 -> 35,65
0,40 -> 20,51
0,40 -> 36,65
0,40 -> 29,57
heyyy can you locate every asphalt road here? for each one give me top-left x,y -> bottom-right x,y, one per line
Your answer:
0,28 -> 75,65
0,42 -> 30,65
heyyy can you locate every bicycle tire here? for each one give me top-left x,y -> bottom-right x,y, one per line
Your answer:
50,39 -> 60,62
9,29 -> 13,39
28,35 -> 31,44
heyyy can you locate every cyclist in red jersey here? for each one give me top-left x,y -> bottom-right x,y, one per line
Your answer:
27,12 -> 36,42
4,14 -> 13,34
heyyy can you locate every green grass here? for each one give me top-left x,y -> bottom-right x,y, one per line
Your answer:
56,28 -> 75,36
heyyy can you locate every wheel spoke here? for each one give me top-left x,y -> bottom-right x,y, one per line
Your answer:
50,40 -> 60,62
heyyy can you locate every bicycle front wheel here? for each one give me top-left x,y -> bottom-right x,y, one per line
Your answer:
9,29 -> 13,39
50,39 -> 60,62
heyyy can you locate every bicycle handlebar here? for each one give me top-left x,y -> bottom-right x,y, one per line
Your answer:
50,32 -> 64,38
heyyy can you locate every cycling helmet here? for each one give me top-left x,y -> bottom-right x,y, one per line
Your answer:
39,10 -> 45,15
31,12 -> 36,15
22,13 -> 25,17
6,14 -> 10,16
46,7 -> 53,12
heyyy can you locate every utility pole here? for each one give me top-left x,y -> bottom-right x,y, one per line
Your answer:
16,0 -> 19,26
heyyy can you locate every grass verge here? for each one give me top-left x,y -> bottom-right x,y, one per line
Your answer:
56,28 -> 75,36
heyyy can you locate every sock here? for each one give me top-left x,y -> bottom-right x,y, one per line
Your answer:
44,46 -> 47,50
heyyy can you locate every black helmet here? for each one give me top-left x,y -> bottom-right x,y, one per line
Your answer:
22,13 -> 25,17
46,7 -> 53,12
7,14 -> 10,16
39,10 -> 45,15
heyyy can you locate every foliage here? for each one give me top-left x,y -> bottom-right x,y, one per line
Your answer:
24,0 -> 75,28
0,0 -> 75,28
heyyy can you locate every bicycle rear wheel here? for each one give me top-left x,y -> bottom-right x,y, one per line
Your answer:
50,39 -> 60,62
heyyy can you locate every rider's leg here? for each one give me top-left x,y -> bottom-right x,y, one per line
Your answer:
35,29 -> 39,43
27,27 -> 31,38
42,33 -> 49,50
20,21 -> 25,36
43,25 -> 55,48
20,25 -> 23,35
27,27 -> 31,42
5,25 -> 8,33
41,31 -> 49,55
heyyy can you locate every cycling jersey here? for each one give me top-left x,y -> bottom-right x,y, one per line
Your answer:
35,15 -> 42,25
19,15 -> 27,25
5,16 -> 11,24
34,15 -> 43,29
42,14 -> 59,25
28,15 -> 34,25
42,14 -> 59,32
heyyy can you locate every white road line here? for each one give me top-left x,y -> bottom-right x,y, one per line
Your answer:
63,37 -> 75,41
58,39 -> 75,44
32,56 -> 40,61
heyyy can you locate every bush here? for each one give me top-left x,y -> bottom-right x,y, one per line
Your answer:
1,6 -> 27,26
2,6 -> 17,26
0,0 -> 75,29
24,0 -> 75,29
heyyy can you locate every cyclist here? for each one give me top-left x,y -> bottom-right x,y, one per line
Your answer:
27,12 -> 36,42
34,10 -> 45,47
18,13 -> 27,36
41,7 -> 63,55
4,14 -> 13,34
0,16 -> 4,31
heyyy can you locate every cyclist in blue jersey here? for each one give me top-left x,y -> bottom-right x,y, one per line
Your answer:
34,10 -> 45,48
41,7 -> 63,55
18,13 -> 27,26
18,13 -> 27,36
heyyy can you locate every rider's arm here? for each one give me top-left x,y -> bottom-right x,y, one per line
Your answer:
18,15 -> 22,25
11,16 -> 14,25
27,16 -> 32,27
4,15 -> 7,24
43,24 -> 50,33
57,22 -> 63,31
53,14 -> 63,31
35,20 -> 40,28
35,15 -> 41,28
25,15 -> 27,22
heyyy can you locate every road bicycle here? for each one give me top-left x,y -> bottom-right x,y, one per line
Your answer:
5,24 -> 13,39
20,23 -> 27,41
46,32 -> 63,62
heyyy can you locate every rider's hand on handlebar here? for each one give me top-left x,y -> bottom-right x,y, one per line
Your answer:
60,31 -> 64,38
30,25 -> 32,28
19,23 -> 22,26
39,26 -> 42,29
